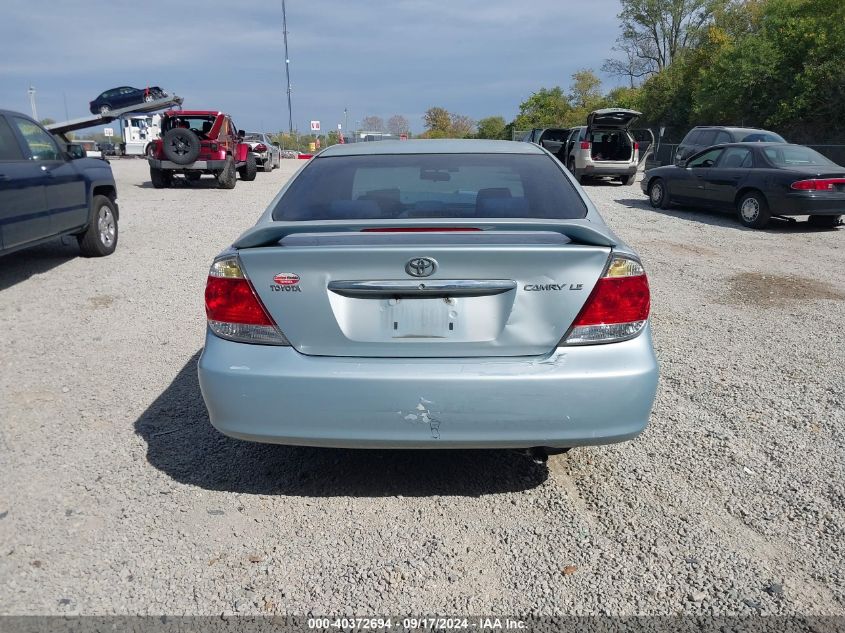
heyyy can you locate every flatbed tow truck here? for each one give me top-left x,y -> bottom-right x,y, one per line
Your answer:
45,94 -> 183,138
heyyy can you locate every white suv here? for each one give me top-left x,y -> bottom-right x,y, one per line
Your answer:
564,109 -> 641,185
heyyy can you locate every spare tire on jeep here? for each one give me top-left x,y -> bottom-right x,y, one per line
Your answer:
162,128 -> 201,165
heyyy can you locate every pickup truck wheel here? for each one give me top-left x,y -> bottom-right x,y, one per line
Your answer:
217,157 -> 237,189
162,128 -> 201,165
77,195 -> 118,257
150,167 -> 172,189
238,153 -> 258,181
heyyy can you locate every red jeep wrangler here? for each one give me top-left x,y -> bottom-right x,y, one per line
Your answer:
147,110 -> 256,189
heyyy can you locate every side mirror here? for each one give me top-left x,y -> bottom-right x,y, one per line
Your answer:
238,129 -> 245,139
66,144 -> 86,160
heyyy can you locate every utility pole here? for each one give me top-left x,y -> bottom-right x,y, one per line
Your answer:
344,108 -> 348,137
282,0 -> 293,135
28,85 -> 38,121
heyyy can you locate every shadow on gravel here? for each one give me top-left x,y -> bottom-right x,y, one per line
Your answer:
0,239 -> 79,291
135,178 -> 239,190
617,197 -> 841,234
135,352 -> 549,497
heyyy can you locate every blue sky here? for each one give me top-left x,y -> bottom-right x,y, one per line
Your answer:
0,0 -> 625,134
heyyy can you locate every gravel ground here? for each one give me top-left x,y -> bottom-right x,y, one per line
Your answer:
0,158 -> 843,617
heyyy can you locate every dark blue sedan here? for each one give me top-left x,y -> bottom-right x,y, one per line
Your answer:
89,86 -> 165,115
642,143 -> 845,229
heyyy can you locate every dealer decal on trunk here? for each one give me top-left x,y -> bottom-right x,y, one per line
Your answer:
270,273 -> 301,292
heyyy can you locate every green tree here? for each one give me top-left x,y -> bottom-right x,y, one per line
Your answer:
423,107 -> 452,135
605,0 -> 724,82
511,87 -> 572,130
476,116 -> 508,139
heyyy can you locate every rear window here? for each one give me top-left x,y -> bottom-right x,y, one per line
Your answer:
740,131 -> 785,143
271,153 -> 587,221
763,146 -> 836,167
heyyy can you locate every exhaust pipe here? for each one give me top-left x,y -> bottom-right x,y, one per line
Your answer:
517,447 -> 571,464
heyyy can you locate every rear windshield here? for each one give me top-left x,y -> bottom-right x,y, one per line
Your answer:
740,131 -> 785,143
763,146 -> 837,167
270,153 -> 587,221
163,115 -> 215,132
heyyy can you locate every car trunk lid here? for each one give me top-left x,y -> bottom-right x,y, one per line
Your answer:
235,223 -> 615,358
587,108 -> 641,131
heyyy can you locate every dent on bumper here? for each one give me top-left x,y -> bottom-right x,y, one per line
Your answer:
197,325 -> 659,449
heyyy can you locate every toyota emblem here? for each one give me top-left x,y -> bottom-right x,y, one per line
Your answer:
405,257 -> 437,277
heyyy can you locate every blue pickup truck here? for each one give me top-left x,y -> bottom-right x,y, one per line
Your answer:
0,109 -> 118,257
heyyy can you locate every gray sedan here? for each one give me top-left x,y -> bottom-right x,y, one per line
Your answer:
198,140 -> 658,458
243,132 -> 281,172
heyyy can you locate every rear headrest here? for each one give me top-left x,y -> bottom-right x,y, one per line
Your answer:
328,199 -> 380,219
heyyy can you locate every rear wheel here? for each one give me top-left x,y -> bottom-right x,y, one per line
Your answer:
262,157 -> 273,172
648,178 -> 670,209
217,157 -> 237,189
737,191 -> 771,229
99,105 -> 111,115
568,159 -> 583,184
239,153 -> 258,181
150,167 -> 172,188
621,174 -> 636,186
808,214 -> 841,229
77,195 -> 118,257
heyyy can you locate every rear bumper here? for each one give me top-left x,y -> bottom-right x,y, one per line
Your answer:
582,162 -> 637,177
197,326 -> 659,449
148,159 -> 228,171
777,193 -> 845,216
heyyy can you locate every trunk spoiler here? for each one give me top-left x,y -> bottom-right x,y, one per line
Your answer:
233,219 -> 618,249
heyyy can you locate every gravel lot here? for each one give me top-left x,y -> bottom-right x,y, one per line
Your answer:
0,157 -> 843,617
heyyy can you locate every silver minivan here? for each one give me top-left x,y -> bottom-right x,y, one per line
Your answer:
564,109 -> 641,185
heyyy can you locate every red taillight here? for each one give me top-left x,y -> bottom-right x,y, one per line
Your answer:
204,256 -> 288,345
572,275 -> 650,326
254,143 -> 268,152
791,178 -> 845,191
634,142 -> 640,151
580,141 -> 591,150
361,227 -> 482,232
564,256 -> 650,345
205,276 -> 273,325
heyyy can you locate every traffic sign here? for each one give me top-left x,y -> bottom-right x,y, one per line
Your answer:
310,120 -> 320,131
103,128 -> 114,137
399,133 -> 408,141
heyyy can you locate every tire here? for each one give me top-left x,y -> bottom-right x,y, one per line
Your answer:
185,172 -> 202,182
262,157 -> 273,172
808,214 -> 841,229
162,128 -> 201,165
144,93 -> 154,103
145,143 -> 156,158
77,195 -> 118,257
217,157 -> 237,189
238,153 -> 258,181
150,166 -> 172,189
648,178 -> 670,209
99,105 -> 111,115
737,191 -> 771,229
568,159 -> 583,184
622,174 -> 636,186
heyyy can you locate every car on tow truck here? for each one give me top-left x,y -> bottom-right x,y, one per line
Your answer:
198,140 -> 658,458
147,110 -> 256,188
